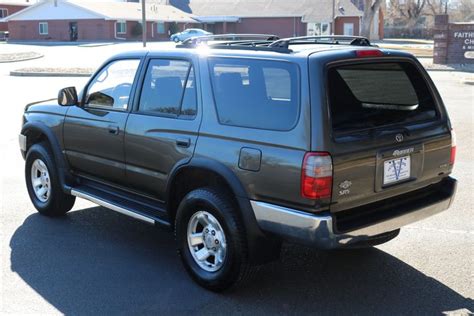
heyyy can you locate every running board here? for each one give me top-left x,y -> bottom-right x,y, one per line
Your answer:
71,188 -> 170,227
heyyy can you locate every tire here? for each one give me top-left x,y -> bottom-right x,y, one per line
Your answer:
173,37 -> 180,43
175,187 -> 251,292
25,142 -> 75,217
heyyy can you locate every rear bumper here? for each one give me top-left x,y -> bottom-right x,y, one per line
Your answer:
251,177 -> 457,249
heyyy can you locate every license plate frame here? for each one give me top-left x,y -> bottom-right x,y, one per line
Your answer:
383,155 -> 411,186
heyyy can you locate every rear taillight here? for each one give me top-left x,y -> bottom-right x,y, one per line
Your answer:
355,49 -> 384,58
450,129 -> 456,165
301,152 -> 333,200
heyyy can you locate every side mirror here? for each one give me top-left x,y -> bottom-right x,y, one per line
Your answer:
58,87 -> 78,106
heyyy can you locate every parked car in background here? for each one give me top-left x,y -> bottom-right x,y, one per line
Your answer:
170,28 -> 212,42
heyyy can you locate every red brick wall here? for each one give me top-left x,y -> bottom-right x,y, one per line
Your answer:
7,19 -> 185,41
0,4 -> 29,32
208,17 -> 306,38
8,19 -> 115,41
236,17 -> 306,38
335,17 -> 360,36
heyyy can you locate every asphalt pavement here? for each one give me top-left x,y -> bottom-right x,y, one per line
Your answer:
0,43 -> 473,315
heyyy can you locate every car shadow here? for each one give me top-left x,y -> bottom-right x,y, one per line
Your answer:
9,207 -> 473,315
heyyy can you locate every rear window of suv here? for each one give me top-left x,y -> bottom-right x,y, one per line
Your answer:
209,58 -> 299,131
327,62 -> 438,133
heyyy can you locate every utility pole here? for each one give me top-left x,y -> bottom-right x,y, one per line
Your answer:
331,0 -> 336,35
142,0 -> 147,47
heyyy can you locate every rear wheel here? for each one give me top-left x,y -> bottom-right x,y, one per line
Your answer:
25,142 -> 75,216
175,187 -> 251,292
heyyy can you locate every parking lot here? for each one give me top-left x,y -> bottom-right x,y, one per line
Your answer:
0,43 -> 473,315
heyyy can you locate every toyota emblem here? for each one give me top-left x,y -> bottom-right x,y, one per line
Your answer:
395,134 -> 404,142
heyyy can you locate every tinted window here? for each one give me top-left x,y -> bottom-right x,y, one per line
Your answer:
328,62 -> 438,132
139,59 -> 197,118
209,58 -> 299,131
85,59 -> 140,110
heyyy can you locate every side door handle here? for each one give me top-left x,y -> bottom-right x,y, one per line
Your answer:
108,125 -> 119,135
176,137 -> 191,148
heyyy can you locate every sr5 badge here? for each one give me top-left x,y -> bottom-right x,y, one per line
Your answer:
339,180 -> 352,196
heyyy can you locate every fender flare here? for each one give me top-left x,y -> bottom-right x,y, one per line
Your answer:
166,157 -> 279,264
21,122 -> 73,193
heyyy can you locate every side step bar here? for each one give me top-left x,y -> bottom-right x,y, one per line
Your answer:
71,188 -> 170,227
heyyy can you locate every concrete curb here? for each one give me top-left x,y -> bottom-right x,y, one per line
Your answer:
0,54 -> 44,63
78,43 -> 115,48
460,78 -> 474,85
424,67 -> 474,73
10,71 -> 91,77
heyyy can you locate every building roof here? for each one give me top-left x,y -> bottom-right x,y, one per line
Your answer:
0,0 -> 32,6
170,0 -> 363,23
2,0 -> 196,23
71,1 -> 196,23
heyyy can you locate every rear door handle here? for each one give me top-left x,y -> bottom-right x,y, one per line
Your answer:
176,137 -> 191,148
108,125 -> 119,135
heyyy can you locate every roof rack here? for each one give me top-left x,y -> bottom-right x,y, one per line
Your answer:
269,35 -> 374,48
177,33 -> 293,53
179,34 -> 280,46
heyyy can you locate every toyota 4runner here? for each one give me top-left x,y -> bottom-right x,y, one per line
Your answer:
19,35 -> 457,291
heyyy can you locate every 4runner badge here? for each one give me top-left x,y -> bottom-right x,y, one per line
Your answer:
338,180 -> 352,196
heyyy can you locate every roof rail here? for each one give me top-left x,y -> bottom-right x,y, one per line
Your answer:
179,34 -> 280,47
269,35 -> 374,48
177,33 -> 292,53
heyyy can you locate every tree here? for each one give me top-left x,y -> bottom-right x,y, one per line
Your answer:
451,0 -> 474,22
361,0 -> 384,38
426,0 -> 448,15
388,0 -> 427,29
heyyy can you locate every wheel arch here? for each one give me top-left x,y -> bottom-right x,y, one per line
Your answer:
166,157 -> 280,264
21,122 -> 74,193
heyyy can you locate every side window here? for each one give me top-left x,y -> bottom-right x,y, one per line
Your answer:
138,59 -> 197,119
85,59 -> 140,110
209,58 -> 299,131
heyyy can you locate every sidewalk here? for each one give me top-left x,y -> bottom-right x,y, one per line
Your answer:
0,51 -> 43,63
10,67 -> 93,77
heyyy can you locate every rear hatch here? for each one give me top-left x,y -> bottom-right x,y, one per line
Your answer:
314,55 -> 454,213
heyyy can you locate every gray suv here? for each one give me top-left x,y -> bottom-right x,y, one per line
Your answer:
19,35 -> 457,291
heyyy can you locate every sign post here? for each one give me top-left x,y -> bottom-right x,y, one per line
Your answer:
142,0 -> 147,47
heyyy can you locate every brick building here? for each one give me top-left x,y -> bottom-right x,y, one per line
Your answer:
3,0 -> 385,42
168,0 -> 380,38
0,1 -> 30,36
2,0 -> 196,41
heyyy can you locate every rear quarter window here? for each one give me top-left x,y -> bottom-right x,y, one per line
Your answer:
209,57 -> 299,131
327,62 -> 438,132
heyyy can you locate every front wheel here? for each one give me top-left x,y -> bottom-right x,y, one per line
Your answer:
173,37 -> 180,43
175,187 -> 251,292
25,142 -> 75,216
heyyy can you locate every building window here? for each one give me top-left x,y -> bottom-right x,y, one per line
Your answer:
0,8 -> 8,18
307,22 -> 330,36
156,22 -> 165,34
116,21 -> 126,34
39,22 -> 48,35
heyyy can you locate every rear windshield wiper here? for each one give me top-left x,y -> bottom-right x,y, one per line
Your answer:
362,103 -> 419,111
370,125 -> 411,138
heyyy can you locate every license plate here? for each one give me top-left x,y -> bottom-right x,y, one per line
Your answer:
383,156 -> 411,185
